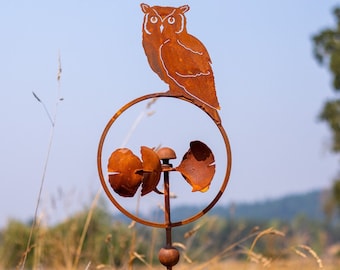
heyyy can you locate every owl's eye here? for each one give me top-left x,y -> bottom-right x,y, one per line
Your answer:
150,16 -> 158,24
168,16 -> 175,24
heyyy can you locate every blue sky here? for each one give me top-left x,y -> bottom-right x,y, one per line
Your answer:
0,0 -> 339,227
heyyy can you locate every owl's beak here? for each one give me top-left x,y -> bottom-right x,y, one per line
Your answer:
160,24 -> 164,33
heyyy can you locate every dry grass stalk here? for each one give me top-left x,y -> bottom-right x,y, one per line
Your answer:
132,251 -> 153,269
17,244 -> 36,269
173,242 -> 193,263
242,248 -> 272,268
19,53 -> 63,270
128,220 -> 136,229
182,253 -> 193,264
128,198 -> 139,269
121,98 -> 157,147
248,227 -> 285,254
184,224 -> 202,239
293,248 -> 307,258
295,244 -> 324,268
173,242 -> 187,251
84,261 -> 92,270
32,214 -> 47,269
194,227 -> 285,270
73,187 -> 101,269
158,203 -> 165,213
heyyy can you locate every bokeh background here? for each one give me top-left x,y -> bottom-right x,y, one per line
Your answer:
0,0 -> 338,227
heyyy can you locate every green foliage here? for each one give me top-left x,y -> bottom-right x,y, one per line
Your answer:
0,219 -> 33,269
333,179 -> 340,208
0,206 -> 139,269
312,6 -> 340,209
0,204 -> 339,269
42,206 -> 135,268
2,190 -> 338,269
319,99 -> 340,151
313,7 -> 340,90
313,7 -> 340,153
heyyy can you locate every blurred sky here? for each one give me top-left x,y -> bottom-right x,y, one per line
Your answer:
1,0 -> 340,227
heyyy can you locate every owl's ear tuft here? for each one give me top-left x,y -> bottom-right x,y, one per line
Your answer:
141,3 -> 150,13
179,5 -> 190,14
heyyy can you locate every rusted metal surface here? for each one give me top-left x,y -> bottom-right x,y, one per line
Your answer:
176,141 -> 215,192
157,147 -> 177,160
97,93 -> 232,228
141,3 -> 221,124
97,3 -> 232,269
107,146 -> 162,197
107,141 -> 215,197
107,148 -> 143,197
140,146 -> 162,196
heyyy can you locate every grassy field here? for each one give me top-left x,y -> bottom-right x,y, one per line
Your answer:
1,259 -> 338,270
129,258 -> 339,270
5,208 -> 339,270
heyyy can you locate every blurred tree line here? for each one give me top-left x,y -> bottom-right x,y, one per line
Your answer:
1,201 -> 340,269
312,6 -> 340,214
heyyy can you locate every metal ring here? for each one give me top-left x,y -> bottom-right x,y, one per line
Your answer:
97,92 -> 232,228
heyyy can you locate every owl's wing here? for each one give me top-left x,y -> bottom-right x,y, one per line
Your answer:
160,36 -> 220,110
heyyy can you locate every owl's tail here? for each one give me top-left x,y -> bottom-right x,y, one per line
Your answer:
168,88 -> 221,124
198,101 -> 221,125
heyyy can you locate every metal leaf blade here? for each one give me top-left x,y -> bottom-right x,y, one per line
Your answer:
107,148 -> 143,197
176,141 -> 215,192
140,146 -> 162,196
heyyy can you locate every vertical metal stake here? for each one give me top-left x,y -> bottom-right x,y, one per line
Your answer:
157,156 -> 180,269
164,159 -> 172,270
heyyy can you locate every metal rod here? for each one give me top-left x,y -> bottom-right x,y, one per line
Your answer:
163,159 -> 172,270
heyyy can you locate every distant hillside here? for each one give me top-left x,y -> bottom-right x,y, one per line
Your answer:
113,189 -> 330,223
213,190 -> 328,221
168,189 -> 328,222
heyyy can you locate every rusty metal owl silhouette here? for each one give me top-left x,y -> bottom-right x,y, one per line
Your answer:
141,3 -> 221,123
